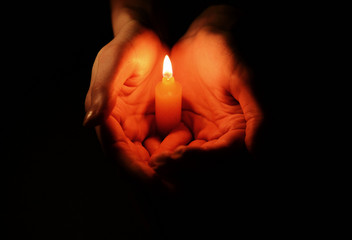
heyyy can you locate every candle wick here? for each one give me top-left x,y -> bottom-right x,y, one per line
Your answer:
164,73 -> 172,79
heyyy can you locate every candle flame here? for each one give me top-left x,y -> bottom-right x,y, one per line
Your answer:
163,55 -> 173,79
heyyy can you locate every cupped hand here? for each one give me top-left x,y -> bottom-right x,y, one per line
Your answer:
149,7 -> 263,184
84,21 -> 162,127
84,22 -> 191,185
84,6 -> 263,188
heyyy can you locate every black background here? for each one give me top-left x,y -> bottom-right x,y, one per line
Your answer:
3,1 -> 313,239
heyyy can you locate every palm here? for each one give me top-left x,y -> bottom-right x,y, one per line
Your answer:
94,28 -> 168,180
92,26 -> 261,184
110,66 -> 160,161
171,29 -> 246,150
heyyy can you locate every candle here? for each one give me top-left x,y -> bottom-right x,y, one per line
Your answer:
155,55 -> 182,135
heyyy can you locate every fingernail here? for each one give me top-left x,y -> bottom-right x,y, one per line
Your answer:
83,110 -> 96,127
174,146 -> 186,154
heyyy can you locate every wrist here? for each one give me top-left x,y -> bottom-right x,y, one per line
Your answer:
187,5 -> 240,35
111,6 -> 151,36
113,14 -> 142,37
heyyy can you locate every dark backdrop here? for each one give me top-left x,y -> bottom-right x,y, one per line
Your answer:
4,1 -> 308,239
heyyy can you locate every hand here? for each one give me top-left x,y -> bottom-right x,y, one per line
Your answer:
84,21 -> 191,185
84,5 -> 263,189
84,21 -> 164,182
149,6 -> 263,184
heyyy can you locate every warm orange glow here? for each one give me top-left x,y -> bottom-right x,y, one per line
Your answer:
156,54 -> 182,135
163,55 -> 173,79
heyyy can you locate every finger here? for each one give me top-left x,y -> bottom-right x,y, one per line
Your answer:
133,141 -> 150,163
143,136 -> 162,156
152,129 -> 245,172
96,115 -> 128,145
229,66 -> 264,155
151,143 -> 229,176
202,129 -> 245,151
150,123 -> 192,162
149,146 -> 210,183
234,87 -> 263,155
187,139 -> 206,148
97,116 -> 156,181
149,151 -> 172,169
150,129 -> 247,184
84,84 -> 92,113
84,57 -> 99,113
182,110 -> 222,140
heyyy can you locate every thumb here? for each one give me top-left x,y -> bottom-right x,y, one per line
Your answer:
83,39 -> 135,127
236,87 -> 264,156
229,70 -> 264,156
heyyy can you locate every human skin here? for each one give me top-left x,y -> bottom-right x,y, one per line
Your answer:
83,3 -> 263,188
149,6 -> 263,184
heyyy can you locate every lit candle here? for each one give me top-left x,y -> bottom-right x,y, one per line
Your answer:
155,55 -> 182,136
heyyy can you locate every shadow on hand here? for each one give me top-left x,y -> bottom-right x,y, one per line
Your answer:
150,143 -> 255,194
